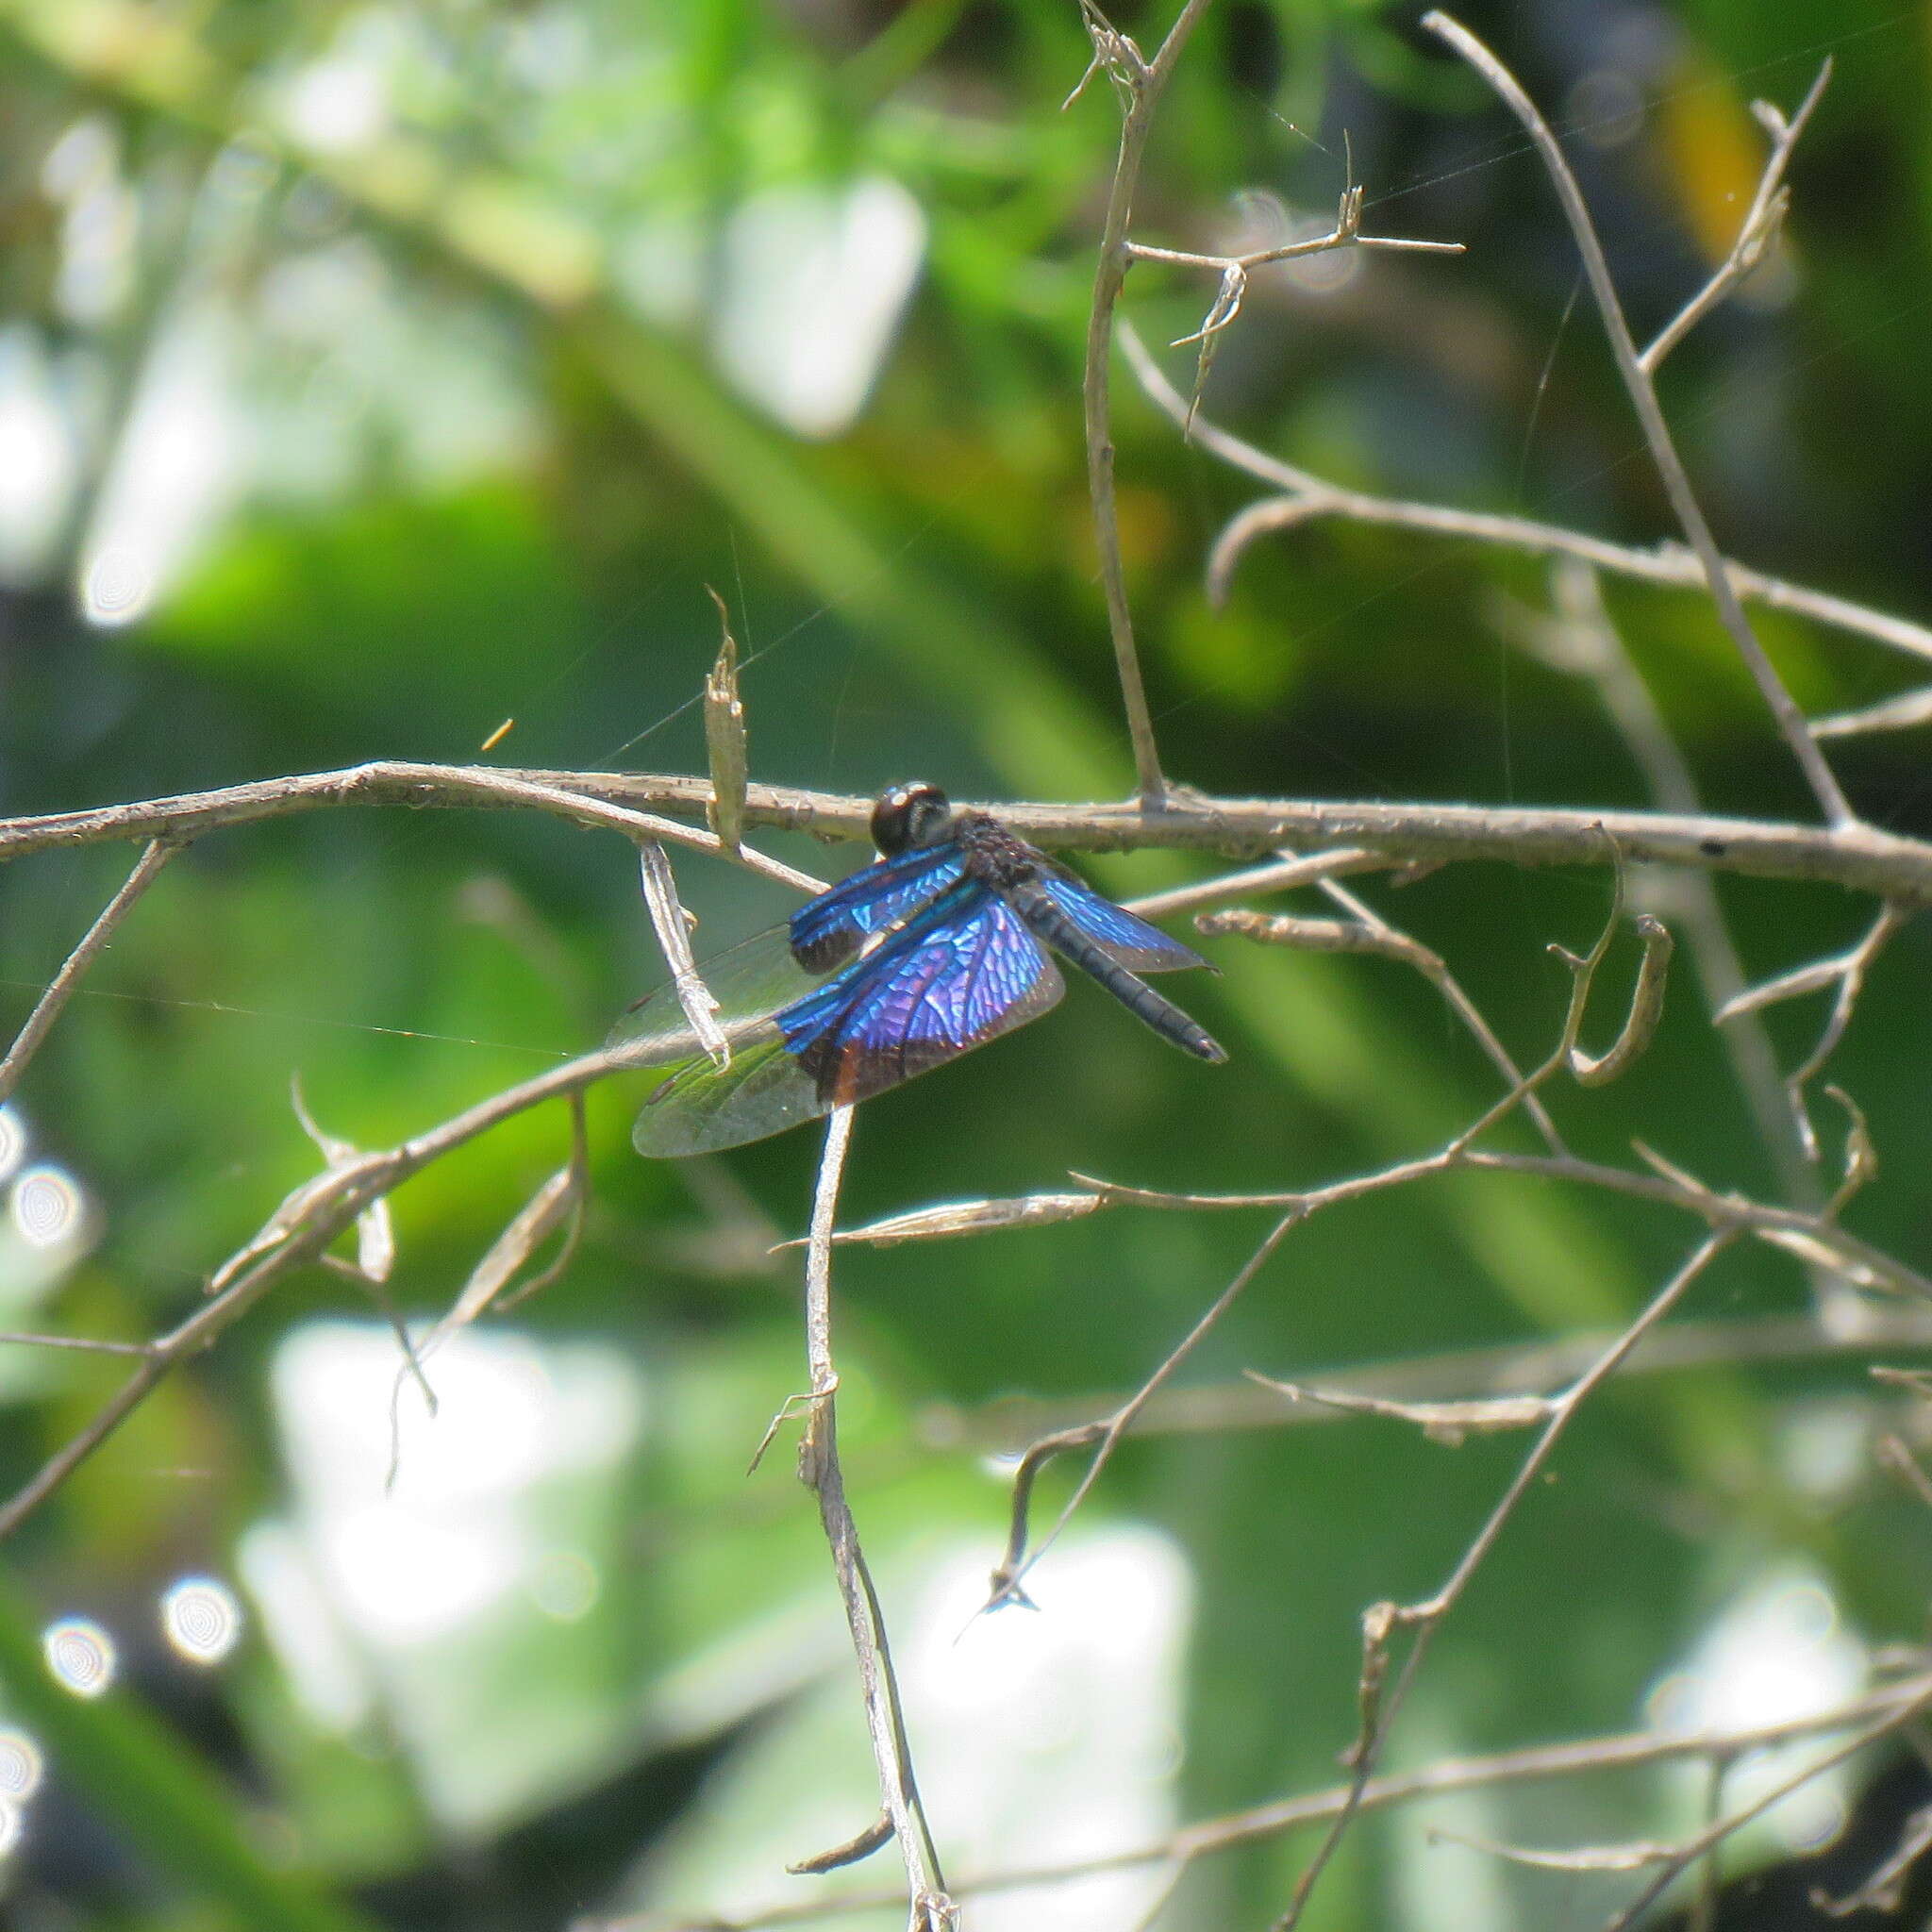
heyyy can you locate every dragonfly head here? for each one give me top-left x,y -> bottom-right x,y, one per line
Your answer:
871,781 -> 953,857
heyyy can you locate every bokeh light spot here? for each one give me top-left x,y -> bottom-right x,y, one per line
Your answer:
162,1575 -> 245,1665
42,1616 -> 116,1697
528,1551 -> 600,1624
0,1729 -> 43,1801
10,1163 -> 83,1247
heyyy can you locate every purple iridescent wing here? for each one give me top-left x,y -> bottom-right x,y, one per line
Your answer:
788,841 -> 967,973
1032,872 -> 1211,972
778,880 -> 1063,1108
626,881 -> 1060,1156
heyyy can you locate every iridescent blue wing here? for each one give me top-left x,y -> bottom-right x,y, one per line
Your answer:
630,883 -> 1063,1155
788,841 -> 967,973
779,880 -> 1063,1108
1033,872 -> 1211,973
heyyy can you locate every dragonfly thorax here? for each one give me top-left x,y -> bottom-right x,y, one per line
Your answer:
954,812 -> 1046,891
872,780 -> 954,857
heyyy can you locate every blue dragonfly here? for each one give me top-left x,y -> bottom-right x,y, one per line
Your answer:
619,782 -> 1225,1157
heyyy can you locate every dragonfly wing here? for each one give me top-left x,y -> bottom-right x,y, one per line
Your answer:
789,842 -> 967,973
1034,872 -> 1212,973
780,882 -> 1064,1107
610,919 -> 844,1062
630,1025 -> 827,1158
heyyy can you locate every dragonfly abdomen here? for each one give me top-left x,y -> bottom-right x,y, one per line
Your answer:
1006,882 -> 1225,1063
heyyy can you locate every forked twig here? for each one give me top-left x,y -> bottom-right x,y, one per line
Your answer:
1271,1233 -> 1731,1930
1075,0 -> 1217,803
1639,61 -> 1831,373
621,1672 -> 1932,1928
1605,1677 -> 1932,1929
1197,886 -> 1565,1153
1717,901 -> 1910,1158
1421,12 -> 1853,828
1117,322 -> 1932,684
1504,559 -> 1819,1203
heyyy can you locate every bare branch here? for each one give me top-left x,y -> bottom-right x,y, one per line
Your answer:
1813,686 -> 1932,739
1718,901 -> 1910,1158
1124,847 -> 1392,920
1424,1824 -> 1675,1872
795,1108 -> 954,1924
1421,12 -> 1852,826
1814,1801 -> 1932,1917
1248,1374 -> 1556,1441
1606,1678 -> 1932,1929
1878,1433 -> 1932,1510
951,1305 -> 1932,1456
1075,0 -> 1218,802
8,765 -> 1932,899
0,1331 -> 156,1357
1640,62 -> 1829,372
0,1034 -> 649,1541
1120,319 -> 1932,691
616,1674 -> 1932,1928
0,837 -> 175,1106
1270,1234 -> 1731,1929
1195,896 -> 1564,1152
1563,911 -> 1672,1085
1504,559 -> 1820,1203
985,1209 -> 1301,1611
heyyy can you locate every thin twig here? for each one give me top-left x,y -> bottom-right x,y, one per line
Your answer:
1076,0 -> 1218,803
942,1306 -> 1932,1454
1506,558 -> 1819,1204
1421,11 -> 1853,826
1812,1801 -> 1932,1916
0,1035 -> 652,1542
795,1108 -> 953,1926
1605,1677 -> 1932,1929
1272,1233 -> 1731,1929
1124,847 -> 1391,920
1813,686 -> 1932,739
0,837 -> 175,1105
703,586 -> 749,857
0,1330 -> 156,1357
1202,879 -> 1565,1153
1117,321 -> 1932,682
614,1674 -> 1932,1929
1639,63 -> 1830,373
1717,900 -> 1910,1159
985,1209 -> 1301,1610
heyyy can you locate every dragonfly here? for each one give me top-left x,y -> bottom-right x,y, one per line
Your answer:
618,781 -> 1225,1157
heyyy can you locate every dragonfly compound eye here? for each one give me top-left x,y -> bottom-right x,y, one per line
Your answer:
872,781 -> 951,856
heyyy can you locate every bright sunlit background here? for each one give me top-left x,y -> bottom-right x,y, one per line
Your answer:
3,2 -> 1932,1928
